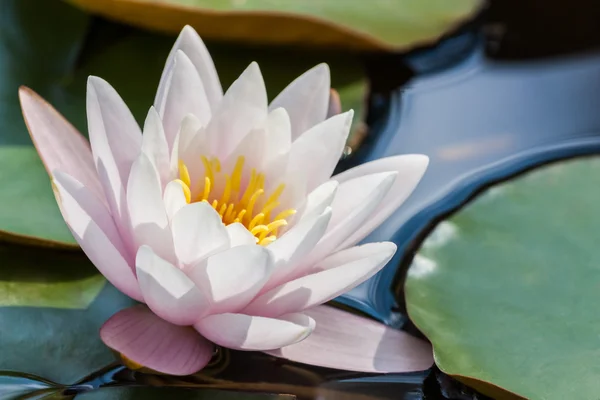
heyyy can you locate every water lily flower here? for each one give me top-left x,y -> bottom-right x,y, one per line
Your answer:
19,26 -> 430,376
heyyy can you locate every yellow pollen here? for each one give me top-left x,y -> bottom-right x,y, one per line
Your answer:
177,155 -> 295,246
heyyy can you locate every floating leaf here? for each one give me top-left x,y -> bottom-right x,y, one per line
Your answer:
1,0 -> 365,247
405,157 -> 600,399
66,0 -> 483,52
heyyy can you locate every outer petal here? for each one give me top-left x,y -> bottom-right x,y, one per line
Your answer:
226,223 -> 256,247
187,245 -> 273,314
269,64 -> 330,140
136,245 -> 208,325
302,172 -> 396,268
263,208 -> 332,291
141,107 -> 171,187
19,87 -> 105,202
100,305 -> 214,376
331,154 -> 429,250
87,76 -> 142,218
158,50 -> 211,148
171,202 -> 230,266
194,312 -> 314,351
155,25 -> 222,112
244,242 -> 396,318
127,153 -> 174,262
266,306 -> 434,373
286,111 -> 353,193
206,62 -> 268,158
53,172 -> 142,302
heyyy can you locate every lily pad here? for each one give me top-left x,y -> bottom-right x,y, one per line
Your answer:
76,387 -> 289,399
405,157 -> 600,399
1,0 -> 366,247
66,0 -> 483,52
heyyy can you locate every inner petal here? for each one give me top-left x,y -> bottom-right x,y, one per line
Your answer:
175,155 -> 295,245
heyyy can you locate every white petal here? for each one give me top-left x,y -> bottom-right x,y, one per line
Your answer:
262,208 -> 332,291
142,107 -> 171,187
187,245 -> 273,314
155,25 -> 222,113
136,245 -> 208,325
163,180 -> 188,221
159,50 -> 211,148
297,180 -> 338,222
127,153 -> 174,262
331,154 -> 429,250
244,242 -> 396,317
206,62 -> 268,158
194,312 -> 315,350
87,76 -> 141,231
302,171 -> 396,268
176,115 -> 207,195
287,111 -> 353,193
263,107 -> 292,166
226,223 -> 256,247
53,171 -> 142,302
269,64 -> 330,140
171,202 -> 230,266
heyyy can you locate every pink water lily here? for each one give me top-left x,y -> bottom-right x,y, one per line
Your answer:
19,26 -> 431,375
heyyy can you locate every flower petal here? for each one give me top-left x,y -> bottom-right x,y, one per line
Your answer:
331,154 -> 429,250
302,171 -> 396,267
263,107 -> 292,166
194,312 -> 314,351
141,107 -> 171,188
155,25 -> 222,113
206,62 -> 268,158
296,180 -> 338,222
266,305 -> 434,373
163,180 -> 188,222
269,64 -> 330,140
100,305 -> 214,376
327,88 -> 342,118
226,223 -> 256,247
19,87 -> 105,202
136,246 -> 208,325
127,153 -> 174,262
244,242 -> 396,318
287,111 -> 353,193
172,202 -> 230,266
53,172 -> 142,302
176,115 -> 207,195
158,50 -> 211,148
187,245 -> 273,314
263,208 -> 332,291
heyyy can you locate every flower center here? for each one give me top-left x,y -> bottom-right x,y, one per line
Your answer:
176,155 -> 295,246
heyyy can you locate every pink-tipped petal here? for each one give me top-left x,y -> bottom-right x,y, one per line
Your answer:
263,208 -> 332,291
302,172 -> 396,267
53,172 -> 142,302
206,62 -> 268,158
331,154 -> 429,250
194,312 -> 315,351
136,246 -> 208,325
266,306 -> 434,373
269,64 -> 331,140
19,87 -> 105,202
187,245 -> 273,314
127,153 -> 175,262
158,50 -> 211,148
141,107 -> 171,187
101,305 -> 214,375
327,89 -> 342,118
226,223 -> 256,247
244,242 -> 396,318
155,25 -> 222,113
287,111 -> 353,193
171,202 -> 230,266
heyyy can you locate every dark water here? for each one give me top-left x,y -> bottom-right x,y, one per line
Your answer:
4,0 -> 600,398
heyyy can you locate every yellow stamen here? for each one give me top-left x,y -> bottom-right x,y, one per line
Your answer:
245,189 -> 264,223
202,177 -> 211,201
211,199 -> 218,209
233,209 -> 246,223
220,175 -> 232,204
266,219 -> 288,234
259,236 -> 277,246
250,225 -> 269,236
273,209 -> 297,222
178,160 -> 191,187
218,203 -> 227,218
201,156 -> 214,185
249,213 -> 265,230
174,179 -> 191,203
231,156 -> 245,191
223,203 -> 236,224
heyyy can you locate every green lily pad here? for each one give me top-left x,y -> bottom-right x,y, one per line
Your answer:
1,0 -> 366,248
66,0 -> 482,52
76,387 -> 289,399
405,157 -> 600,399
